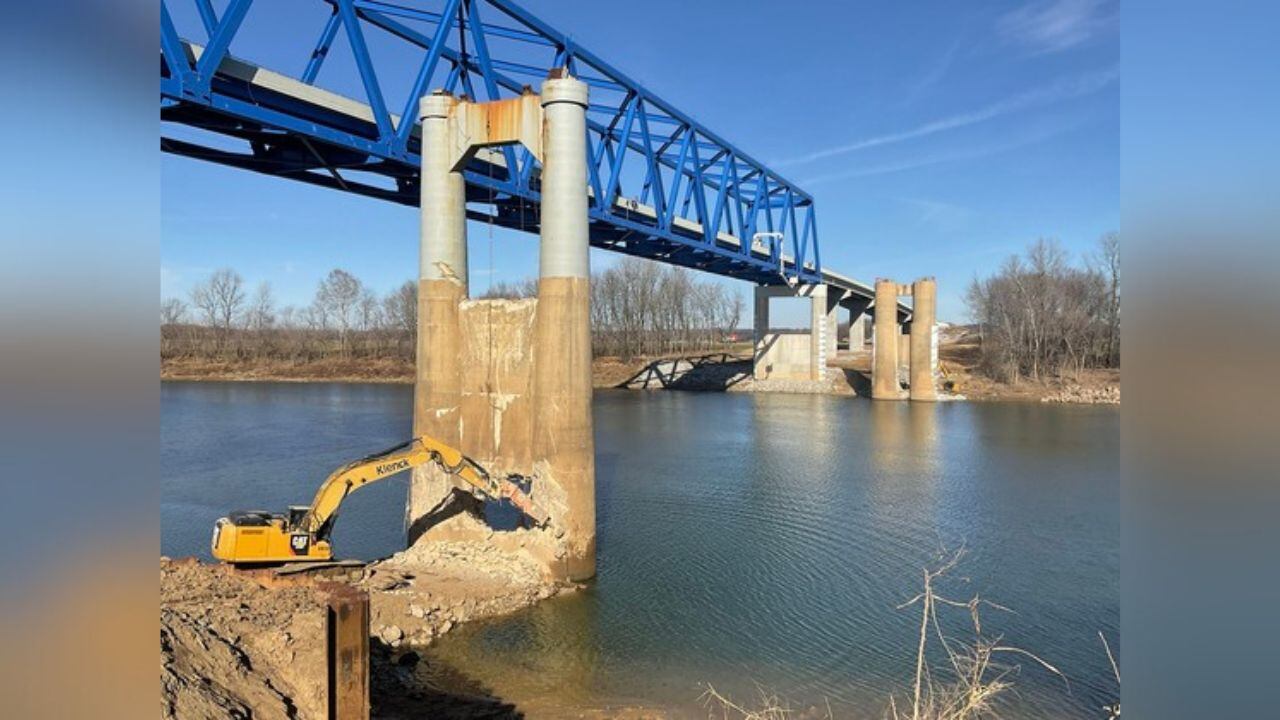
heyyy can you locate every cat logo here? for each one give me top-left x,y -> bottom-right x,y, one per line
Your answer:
290,534 -> 310,553
376,458 -> 411,475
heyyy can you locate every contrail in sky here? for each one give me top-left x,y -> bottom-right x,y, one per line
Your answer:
778,66 -> 1117,167
801,116 -> 1088,185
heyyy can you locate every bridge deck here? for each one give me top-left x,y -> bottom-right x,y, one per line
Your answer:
161,1 -> 908,316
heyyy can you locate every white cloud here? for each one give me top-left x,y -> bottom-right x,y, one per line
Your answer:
779,67 -> 1116,167
998,0 -> 1115,54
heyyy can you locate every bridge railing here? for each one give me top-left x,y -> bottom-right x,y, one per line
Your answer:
161,0 -> 822,285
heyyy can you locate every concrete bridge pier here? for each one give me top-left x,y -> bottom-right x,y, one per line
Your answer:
823,287 -> 848,368
531,72 -> 596,581
871,277 -> 939,401
844,297 -> 871,352
872,279 -> 907,400
753,283 -> 836,383
406,76 -> 598,582
909,277 -> 939,402
408,91 -> 476,541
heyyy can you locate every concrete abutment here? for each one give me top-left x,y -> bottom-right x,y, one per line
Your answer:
752,283 -> 834,383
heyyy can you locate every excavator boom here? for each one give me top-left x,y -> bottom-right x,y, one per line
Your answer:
211,435 -> 549,564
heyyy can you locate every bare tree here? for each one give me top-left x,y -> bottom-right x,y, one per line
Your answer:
967,235 -> 1119,382
1093,232 -> 1120,365
382,281 -> 417,335
189,268 -> 246,353
245,281 -> 276,331
355,290 -> 377,330
278,305 -> 298,329
161,297 -> 187,325
480,279 -> 538,299
314,268 -> 363,355
589,257 -> 744,360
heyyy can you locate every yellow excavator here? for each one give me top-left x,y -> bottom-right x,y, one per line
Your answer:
211,435 -> 550,565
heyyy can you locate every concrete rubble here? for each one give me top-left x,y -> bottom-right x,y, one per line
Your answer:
359,539 -> 567,652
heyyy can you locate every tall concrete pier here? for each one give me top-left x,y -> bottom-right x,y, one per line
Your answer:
871,277 -> 938,401
909,277 -> 938,401
872,279 -> 905,399
406,75 -> 596,581
531,73 -> 596,581
409,91 -> 473,539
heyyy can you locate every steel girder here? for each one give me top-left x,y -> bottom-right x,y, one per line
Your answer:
161,0 -> 821,285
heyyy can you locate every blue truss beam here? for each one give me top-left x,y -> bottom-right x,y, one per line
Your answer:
160,0 -> 823,286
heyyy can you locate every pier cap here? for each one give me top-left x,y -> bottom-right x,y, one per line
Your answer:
540,71 -> 588,108
419,90 -> 457,120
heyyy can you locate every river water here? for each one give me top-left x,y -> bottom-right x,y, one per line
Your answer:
161,382 -> 1118,718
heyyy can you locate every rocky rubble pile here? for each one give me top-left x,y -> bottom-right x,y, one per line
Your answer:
358,540 -> 566,652
731,374 -> 855,396
1041,385 -> 1120,404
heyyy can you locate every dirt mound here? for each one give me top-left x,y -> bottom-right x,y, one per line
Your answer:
160,559 -> 328,720
161,544 -> 570,719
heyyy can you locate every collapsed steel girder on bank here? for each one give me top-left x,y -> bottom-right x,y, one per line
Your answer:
161,0 -> 833,287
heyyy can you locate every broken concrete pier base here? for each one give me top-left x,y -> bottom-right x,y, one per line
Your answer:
406,75 -> 596,582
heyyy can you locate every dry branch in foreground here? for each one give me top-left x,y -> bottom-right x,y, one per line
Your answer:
887,549 -> 1066,720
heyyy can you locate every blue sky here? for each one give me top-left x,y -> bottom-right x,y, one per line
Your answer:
161,0 -> 1119,322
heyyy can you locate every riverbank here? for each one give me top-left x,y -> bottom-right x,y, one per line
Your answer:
161,540 -> 574,720
160,353 -> 755,390
161,342 -> 1118,404
935,334 -> 1121,404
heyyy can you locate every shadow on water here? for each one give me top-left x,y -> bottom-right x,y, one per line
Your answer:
371,637 -> 527,719
423,589 -> 616,714
841,367 -> 873,396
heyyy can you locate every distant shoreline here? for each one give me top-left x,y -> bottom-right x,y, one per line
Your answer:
161,355 -> 1118,404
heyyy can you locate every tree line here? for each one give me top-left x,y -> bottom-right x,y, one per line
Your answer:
163,268 -> 418,362
162,258 -> 744,363
965,234 -> 1119,382
590,258 -> 743,360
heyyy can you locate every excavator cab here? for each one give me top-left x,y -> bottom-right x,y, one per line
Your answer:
286,505 -> 310,530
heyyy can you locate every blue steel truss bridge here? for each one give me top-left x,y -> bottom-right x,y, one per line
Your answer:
161,0 -> 894,310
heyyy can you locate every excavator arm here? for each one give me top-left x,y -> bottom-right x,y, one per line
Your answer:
301,435 -> 549,539
211,434 -> 549,564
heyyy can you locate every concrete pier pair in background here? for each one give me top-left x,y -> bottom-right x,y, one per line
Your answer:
407,73 -> 596,582
872,277 -> 938,401
750,277 -> 937,402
